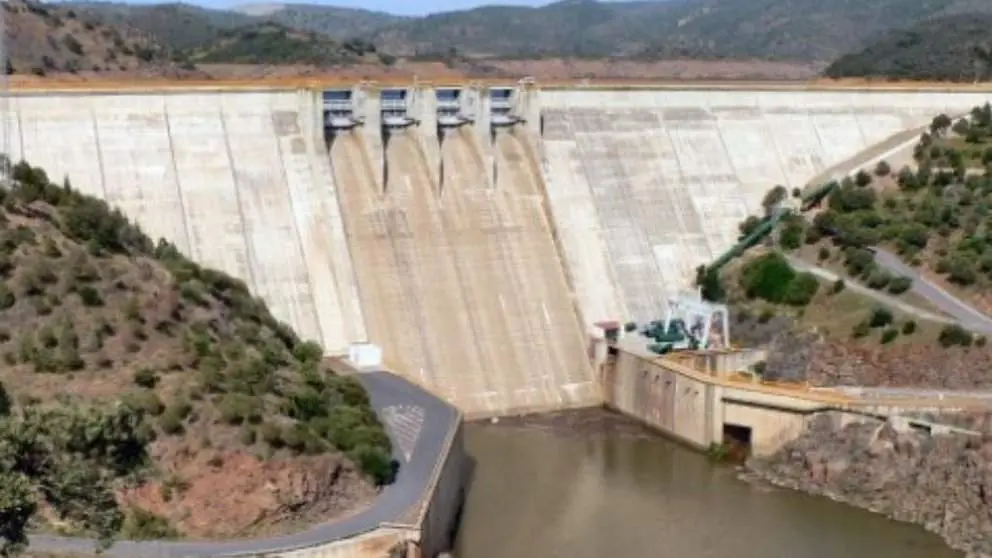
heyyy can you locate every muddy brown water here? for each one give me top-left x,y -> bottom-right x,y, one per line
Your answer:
453,410 -> 960,558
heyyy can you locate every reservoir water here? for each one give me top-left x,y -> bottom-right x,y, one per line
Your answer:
453,411 -> 959,558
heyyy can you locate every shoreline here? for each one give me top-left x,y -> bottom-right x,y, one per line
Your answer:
745,414 -> 992,558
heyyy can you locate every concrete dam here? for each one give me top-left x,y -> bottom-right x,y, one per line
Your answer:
4,82 -> 990,417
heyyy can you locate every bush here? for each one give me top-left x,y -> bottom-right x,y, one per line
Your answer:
133,368 -> 158,389
76,285 -> 104,306
779,220 -> 805,250
902,320 -> 917,335
854,169 -> 872,187
218,393 -> 262,425
852,321 -> 871,338
0,283 -> 14,310
866,269 -> 891,290
868,307 -> 893,328
740,252 -> 796,303
349,445 -> 396,485
887,276 -> 913,295
830,279 -> 845,294
939,325 -> 973,347
0,380 -> 9,416
782,272 -> 819,306
880,328 -> 899,344
817,246 -> 830,261
874,160 -> 891,176
123,390 -> 165,416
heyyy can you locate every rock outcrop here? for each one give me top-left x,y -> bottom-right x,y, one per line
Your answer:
748,414 -> 992,557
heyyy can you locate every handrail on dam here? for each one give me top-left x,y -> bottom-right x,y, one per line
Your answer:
11,77 -> 992,93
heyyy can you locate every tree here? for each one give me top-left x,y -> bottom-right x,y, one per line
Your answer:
874,160 -> 891,177
0,404 -> 148,555
854,169 -> 872,187
0,381 -> 8,416
699,268 -> 726,302
930,113 -> 952,136
761,185 -> 788,214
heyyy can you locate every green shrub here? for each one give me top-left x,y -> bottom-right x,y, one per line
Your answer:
0,380 -> 9,416
120,508 -> 178,540
0,283 -> 14,310
887,276 -> 913,295
293,341 -> 324,364
866,269 -> 892,290
852,321 -> 871,338
349,444 -> 395,485
880,328 -> 899,344
133,368 -> 158,389
77,285 -> 104,306
740,252 -> 796,303
782,272 -> 819,306
158,411 -> 184,435
123,390 -> 165,416
218,393 -> 262,425
868,307 -> 893,328
817,246 -> 830,261
830,279 -> 845,294
902,320 -> 917,335
938,324 -> 973,347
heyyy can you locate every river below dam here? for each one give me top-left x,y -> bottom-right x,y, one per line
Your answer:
452,409 -> 960,558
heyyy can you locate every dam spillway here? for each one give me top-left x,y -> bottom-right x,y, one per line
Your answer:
3,83 -> 990,417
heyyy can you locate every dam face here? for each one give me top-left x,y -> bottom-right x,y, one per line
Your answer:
4,84 -> 989,416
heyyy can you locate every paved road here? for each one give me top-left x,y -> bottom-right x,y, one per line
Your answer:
784,255 -> 954,324
28,371 -> 459,558
869,248 -> 992,334
832,385 -> 992,401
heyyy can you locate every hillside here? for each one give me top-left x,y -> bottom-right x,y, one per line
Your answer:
64,2 -> 255,50
62,1 -> 404,48
4,0 -> 175,77
63,0 -> 992,68
371,0 -> 992,62
823,13 -> 992,82
180,22 -> 387,66
0,160 -> 393,550
248,3 -> 406,39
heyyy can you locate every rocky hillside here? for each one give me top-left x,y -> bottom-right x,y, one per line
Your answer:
63,0 -> 992,67
4,0 -> 175,77
748,413 -> 992,557
0,159 -> 393,551
824,12 -> 992,82
179,22 -> 386,67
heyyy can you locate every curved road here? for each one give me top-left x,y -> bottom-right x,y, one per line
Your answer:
785,255 -> 954,324
869,248 -> 992,334
28,371 -> 460,558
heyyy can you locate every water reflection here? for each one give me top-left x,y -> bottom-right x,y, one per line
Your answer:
454,419 -> 959,558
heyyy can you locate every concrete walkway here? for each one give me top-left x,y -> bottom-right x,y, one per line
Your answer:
27,371 -> 460,558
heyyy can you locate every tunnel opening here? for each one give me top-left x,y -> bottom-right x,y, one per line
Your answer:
715,423 -> 752,464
